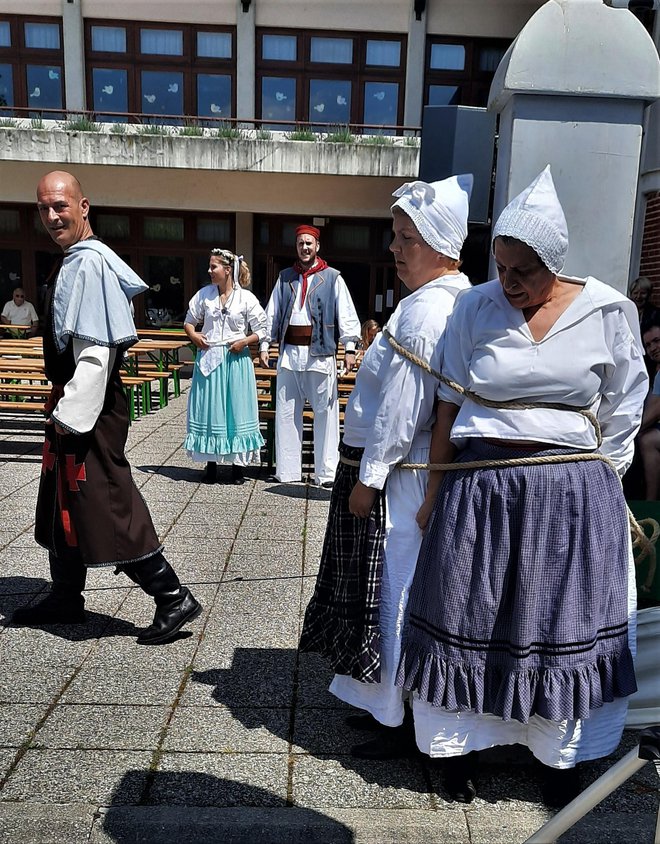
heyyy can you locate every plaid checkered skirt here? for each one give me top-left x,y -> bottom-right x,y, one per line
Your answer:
396,440 -> 637,724
299,443 -> 386,683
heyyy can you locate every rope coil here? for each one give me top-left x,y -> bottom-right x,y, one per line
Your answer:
381,326 -> 658,576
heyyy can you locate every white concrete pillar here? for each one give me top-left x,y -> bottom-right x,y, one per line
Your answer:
488,0 -> 660,292
61,0 -> 85,112
403,1 -> 427,128
236,0 -> 255,123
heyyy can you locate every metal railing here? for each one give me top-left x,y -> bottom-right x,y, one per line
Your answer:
0,105 -> 421,139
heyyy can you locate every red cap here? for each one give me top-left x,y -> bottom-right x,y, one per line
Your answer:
295,224 -> 320,240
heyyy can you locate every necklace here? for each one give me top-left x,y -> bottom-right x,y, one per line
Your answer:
220,286 -> 235,315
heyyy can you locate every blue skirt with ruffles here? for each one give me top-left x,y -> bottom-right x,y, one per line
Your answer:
184,346 -> 264,466
396,440 -> 636,724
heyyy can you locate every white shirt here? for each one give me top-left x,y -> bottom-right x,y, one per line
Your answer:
438,276 -> 649,475
2,299 -> 38,325
343,273 -> 472,489
260,271 -> 360,373
186,284 -> 267,376
51,339 -> 116,434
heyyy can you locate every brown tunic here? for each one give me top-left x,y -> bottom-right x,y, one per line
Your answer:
34,273 -> 161,567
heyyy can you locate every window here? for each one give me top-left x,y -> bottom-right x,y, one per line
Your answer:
86,20 -> 235,124
197,32 -> 231,59
262,34 -> 296,62
425,37 -> 510,108
91,26 -> 126,53
24,22 -> 60,50
257,29 -> 406,132
0,15 -> 64,115
261,76 -> 296,128
0,64 -> 13,108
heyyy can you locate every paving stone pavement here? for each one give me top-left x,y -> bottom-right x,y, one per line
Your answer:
0,387 -> 657,844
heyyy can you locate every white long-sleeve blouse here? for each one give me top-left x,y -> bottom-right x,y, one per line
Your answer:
343,273 -> 471,489
185,284 -> 267,345
437,276 -> 649,475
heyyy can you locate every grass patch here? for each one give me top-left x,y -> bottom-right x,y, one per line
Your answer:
255,128 -> 272,140
63,116 -> 100,132
179,124 -> 204,137
136,123 -> 170,136
30,117 -> 44,129
360,134 -> 394,146
324,125 -> 355,144
0,117 -> 16,128
404,135 -> 420,146
109,123 -> 127,135
286,127 -> 316,141
214,122 -> 243,139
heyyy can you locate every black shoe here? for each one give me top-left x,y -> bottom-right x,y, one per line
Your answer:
539,765 -> 581,808
320,481 -> 334,489
345,712 -> 386,731
444,752 -> 479,803
123,553 -> 202,646
350,725 -> 415,760
202,462 -> 217,484
231,465 -> 245,485
138,588 -> 202,645
12,592 -> 86,625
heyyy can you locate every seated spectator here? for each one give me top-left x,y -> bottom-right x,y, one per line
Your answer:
356,319 -> 381,366
638,320 -> 660,500
1,287 -> 39,337
361,319 -> 380,348
628,276 -> 659,331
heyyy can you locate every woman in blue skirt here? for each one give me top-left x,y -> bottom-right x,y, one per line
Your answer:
184,249 -> 266,484
397,167 -> 649,807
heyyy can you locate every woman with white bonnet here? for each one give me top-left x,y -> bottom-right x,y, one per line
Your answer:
397,166 -> 648,806
300,174 -> 473,760
184,248 -> 267,484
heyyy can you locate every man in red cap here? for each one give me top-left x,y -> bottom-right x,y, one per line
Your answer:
260,224 -> 360,486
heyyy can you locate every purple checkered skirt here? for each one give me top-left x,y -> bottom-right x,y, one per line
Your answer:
299,443 -> 386,683
396,440 -> 636,724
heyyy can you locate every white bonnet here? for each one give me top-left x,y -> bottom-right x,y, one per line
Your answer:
492,165 -> 568,274
391,174 -> 473,260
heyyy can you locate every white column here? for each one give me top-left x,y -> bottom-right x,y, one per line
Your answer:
236,0 -> 255,124
488,0 -> 660,292
403,2 -> 427,129
61,0 -> 85,112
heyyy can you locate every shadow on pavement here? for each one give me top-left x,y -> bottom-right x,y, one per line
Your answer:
189,647 -> 576,805
135,465 -> 201,481
0,576 -> 140,639
103,769 -> 354,843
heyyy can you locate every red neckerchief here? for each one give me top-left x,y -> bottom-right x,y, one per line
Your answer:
293,257 -> 328,307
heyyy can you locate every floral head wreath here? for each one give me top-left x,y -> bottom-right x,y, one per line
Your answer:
211,248 -> 244,288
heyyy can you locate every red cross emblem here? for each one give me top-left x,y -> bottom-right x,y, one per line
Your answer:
64,454 -> 87,492
41,440 -> 56,474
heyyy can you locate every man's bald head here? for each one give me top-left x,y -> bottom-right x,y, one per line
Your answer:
36,170 -> 84,201
36,170 -> 93,250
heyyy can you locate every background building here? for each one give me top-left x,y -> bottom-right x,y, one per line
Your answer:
0,0 -> 657,327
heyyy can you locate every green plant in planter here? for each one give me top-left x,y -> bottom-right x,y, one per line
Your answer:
136,123 -> 170,136
30,117 -> 45,129
179,123 -> 204,137
325,124 -> 355,144
0,117 -> 16,128
360,133 -> 395,146
255,128 -> 272,140
109,122 -> 128,135
64,116 -> 100,132
286,127 -> 316,141
214,122 -> 244,139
